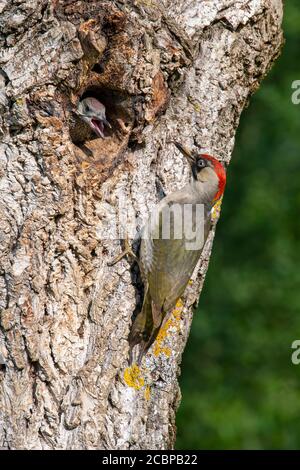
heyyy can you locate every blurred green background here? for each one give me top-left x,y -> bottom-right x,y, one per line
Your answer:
177,1 -> 300,450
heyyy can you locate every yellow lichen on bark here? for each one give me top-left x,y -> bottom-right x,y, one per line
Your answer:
153,299 -> 184,358
211,197 -> 223,221
124,364 -> 145,390
144,385 -> 151,401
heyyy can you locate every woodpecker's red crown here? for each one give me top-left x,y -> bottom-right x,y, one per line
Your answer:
198,154 -> 226,201
174,142 -> 226,202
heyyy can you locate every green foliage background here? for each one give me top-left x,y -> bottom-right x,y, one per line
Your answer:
177,1 -> 300,449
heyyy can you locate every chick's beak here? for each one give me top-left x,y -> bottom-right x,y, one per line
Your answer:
91,118 -> 105,138
174,142 -> 196,165
90,114 -> 111,137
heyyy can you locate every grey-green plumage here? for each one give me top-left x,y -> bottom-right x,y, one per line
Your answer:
129,144 -> 226,363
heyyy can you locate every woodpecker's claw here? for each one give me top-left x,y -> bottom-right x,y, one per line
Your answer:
107,238 -> 138,266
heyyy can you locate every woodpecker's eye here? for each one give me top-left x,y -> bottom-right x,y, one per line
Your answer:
196,158 -> 206,169
85,104 -> 90,113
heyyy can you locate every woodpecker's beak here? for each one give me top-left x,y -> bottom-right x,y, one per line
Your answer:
174,142 -> 196,165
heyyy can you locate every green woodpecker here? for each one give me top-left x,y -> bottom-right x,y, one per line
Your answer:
129,143 -> 227,363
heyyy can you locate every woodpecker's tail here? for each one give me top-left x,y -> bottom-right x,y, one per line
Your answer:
128,286 -> 152,364
128,289 -> 163,365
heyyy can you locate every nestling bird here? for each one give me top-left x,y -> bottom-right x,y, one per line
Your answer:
77,97 -> 111,138
128,143 -> 227,363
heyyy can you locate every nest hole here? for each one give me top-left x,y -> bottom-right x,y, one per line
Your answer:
69,86 -> 135,175
72,87 -> 133,143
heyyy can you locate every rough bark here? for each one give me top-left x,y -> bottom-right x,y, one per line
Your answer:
0,0 -> 283,450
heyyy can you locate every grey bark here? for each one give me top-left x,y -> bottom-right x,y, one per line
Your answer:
0,0 -> 283,450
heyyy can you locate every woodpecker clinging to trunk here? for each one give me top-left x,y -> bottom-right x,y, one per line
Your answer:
109,143 -> 226,363
127,143 -> 227,364
77,97 -> 111,138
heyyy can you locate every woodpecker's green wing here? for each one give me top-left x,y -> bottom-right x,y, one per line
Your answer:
131,201 -> 211,360
143,201 -> 210,313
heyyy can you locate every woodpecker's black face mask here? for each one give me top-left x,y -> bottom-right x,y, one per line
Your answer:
192,158 -> 208,179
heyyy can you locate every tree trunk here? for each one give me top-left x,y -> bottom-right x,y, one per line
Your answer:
0,0 -> 283,450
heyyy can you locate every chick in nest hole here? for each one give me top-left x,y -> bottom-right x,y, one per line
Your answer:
69,97 -> 111,144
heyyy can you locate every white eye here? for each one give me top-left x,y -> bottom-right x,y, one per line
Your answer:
197,158 -> 206,169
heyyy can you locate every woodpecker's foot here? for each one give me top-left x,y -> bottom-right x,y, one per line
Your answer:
107,238 -> 138,266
